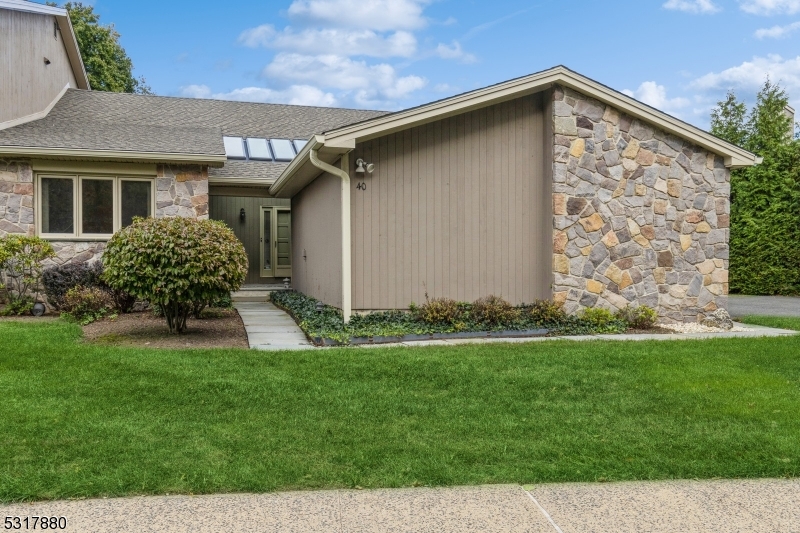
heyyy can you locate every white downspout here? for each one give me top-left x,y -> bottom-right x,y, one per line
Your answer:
309,149 -> 352,323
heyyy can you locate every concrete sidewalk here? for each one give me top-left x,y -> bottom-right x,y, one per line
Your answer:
3,480 -> 799,532
234,301 -> 313,350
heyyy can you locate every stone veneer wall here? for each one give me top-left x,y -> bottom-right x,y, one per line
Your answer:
156,164 -> 209,219
0,160 -> 209,266
0,159 -> 34,236
551,86 -> 730,323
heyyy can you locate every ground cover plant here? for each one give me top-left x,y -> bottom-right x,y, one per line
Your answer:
271,290 -> 635,343
102,217 -> 247,334
0,320 -> 798,503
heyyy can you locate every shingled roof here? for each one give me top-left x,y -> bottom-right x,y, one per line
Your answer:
0,89 -> 387,178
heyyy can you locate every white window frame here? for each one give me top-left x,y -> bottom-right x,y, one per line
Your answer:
36,173 -> 156,241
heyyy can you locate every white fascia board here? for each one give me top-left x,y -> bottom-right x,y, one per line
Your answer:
0,0 -> 66,16
323,66 -> 759,168
268,135 -> 325,196
0,145 -> 227,166
57,14 -> 90,90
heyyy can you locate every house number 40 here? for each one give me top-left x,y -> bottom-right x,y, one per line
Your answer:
356,182 -> 367,190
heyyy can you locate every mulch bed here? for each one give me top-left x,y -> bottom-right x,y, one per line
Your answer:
81,309 -> 249,350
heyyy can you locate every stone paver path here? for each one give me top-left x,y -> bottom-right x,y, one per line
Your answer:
3,480 -> 799,532
234,301 -> 312,350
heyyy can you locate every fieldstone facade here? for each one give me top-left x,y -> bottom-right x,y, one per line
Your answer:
0,160 -> 209,266
156,164 -> 209,219
0,159 -> 34,237
551,86 -> 730,323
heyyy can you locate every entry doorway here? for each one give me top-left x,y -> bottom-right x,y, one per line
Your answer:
208,193 -> 291,285
259,207 -> 291,279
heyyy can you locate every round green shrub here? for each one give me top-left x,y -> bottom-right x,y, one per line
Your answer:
529,299 -> 567,326
472,295 -> 519,327
102,217 -> 247,333
413,294 -> 464,326
615,305 -> 659,329
0,235 -> 55,315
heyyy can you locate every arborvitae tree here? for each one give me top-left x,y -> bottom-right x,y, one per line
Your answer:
711,80 -> 800,295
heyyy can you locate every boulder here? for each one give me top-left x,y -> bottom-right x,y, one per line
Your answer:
701,309 -> 733,330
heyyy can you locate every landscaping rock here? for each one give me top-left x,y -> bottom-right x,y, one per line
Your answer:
701,309 -> 733,330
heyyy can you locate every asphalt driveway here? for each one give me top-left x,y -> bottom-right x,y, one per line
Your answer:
728,295 -> 800,318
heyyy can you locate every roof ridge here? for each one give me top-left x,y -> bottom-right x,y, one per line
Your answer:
64,88 -> 389,114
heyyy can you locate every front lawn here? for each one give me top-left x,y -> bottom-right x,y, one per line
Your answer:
1,320 -> 799,503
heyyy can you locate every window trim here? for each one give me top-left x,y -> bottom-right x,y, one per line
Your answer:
36,173 -> 156,241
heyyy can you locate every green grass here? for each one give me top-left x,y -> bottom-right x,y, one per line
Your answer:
1,320 -> 799,503
738,315 -> 800,331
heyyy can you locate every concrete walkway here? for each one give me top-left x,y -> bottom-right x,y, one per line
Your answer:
3,480 -> 798,532
234,301 -> 312,350
728,294 -> 800,318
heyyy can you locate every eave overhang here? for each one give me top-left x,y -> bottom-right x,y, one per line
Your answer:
0,145 -> 226,166
271,65 -> 761,199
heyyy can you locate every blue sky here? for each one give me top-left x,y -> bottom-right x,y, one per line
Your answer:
77,0 -> 799,128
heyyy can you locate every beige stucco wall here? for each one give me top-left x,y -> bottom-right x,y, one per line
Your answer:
0,10 -> 78,124
349,92 -> 551,310
291,170 -> 343,308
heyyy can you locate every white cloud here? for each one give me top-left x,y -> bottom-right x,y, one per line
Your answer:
287,0 -> 429,31
263,53 -> 426,106
239,25 -> 417,58
755,20 -> 800,38
663,0 -> 721,13
739,0 -> 800,15
622,81 -> 691,116
435,41 -> 476,64
693,54 -> 800,94
179,84 -> 338,107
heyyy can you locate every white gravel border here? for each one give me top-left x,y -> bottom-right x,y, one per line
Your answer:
659,322 -> 753,334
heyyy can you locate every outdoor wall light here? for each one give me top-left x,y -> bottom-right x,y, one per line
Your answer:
355,158 -> 374,174
43,57 -> 51,65
240,208 -> 245,221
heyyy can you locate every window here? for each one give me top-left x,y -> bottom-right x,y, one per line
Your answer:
246,138 -> 272,161
270,139 -> 295,161
38,175 -> 154,239
223,136 -> 246,159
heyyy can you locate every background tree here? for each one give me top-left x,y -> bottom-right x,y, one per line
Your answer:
48,2 -> 152,94
711,80 -> 800,295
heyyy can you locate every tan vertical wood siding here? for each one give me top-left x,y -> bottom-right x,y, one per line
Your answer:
209,194 -> 289,285
291,172 -> 343,308
0,10 -> 78,123
350,92 -> 550,309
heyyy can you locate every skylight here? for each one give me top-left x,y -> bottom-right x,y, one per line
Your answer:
292,139 -> 308,152
270,139 -> 295,161
223,136 -> 246,159
246,138 -> 272,161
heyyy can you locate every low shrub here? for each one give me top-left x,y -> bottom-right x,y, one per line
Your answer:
616,306 -> 659,329
42,262 -> 136,313
412,294 -> 464,325
0,235 -> 55,316
472,295 -> 519,327
529,299 -> 567,326
61,286 -> 115,325
579,307 -> 627,334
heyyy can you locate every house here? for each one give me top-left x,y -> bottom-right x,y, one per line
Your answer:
0,1 -> 760,323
